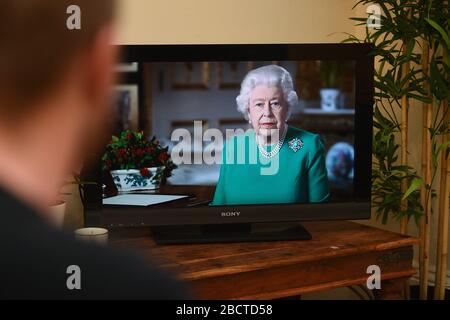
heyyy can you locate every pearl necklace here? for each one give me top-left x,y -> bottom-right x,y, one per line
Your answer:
256,126 -> 288,158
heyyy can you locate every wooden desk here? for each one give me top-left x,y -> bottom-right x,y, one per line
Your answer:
109,221 -> 418,300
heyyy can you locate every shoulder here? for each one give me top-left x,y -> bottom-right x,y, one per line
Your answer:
0,190 -> 187,299
61,235 -> 188,299
14,231 -> 186,299
16,230 -> 186,299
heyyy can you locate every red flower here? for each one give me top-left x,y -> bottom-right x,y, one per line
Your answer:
140,167 -> 151,177
104,131 -> 176,176
159,151 -> 169,163
135,148 -> 144,157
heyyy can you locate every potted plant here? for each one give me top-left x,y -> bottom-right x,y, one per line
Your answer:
319,61 -> 344,111
102,130 -> 177,192
345,0 -> 450,299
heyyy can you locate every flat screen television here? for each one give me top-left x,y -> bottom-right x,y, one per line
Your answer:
86,44 -> 373,244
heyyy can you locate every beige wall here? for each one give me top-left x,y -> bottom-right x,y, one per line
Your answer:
115,0 -> 358,44
115,0 -> 449,296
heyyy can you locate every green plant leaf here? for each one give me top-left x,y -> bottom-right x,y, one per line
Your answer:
425,18 -> 450,49
402,178 -> 424,200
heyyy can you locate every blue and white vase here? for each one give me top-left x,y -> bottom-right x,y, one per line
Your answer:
110,166 -> 164,192
320,88 -> 340,111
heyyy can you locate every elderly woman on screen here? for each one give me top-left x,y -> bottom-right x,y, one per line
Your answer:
211,65 -> 330,205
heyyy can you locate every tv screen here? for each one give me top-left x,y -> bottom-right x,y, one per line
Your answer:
94,44 -> 373,236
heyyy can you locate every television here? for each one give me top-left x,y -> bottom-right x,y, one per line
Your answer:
87,44 -> 373,244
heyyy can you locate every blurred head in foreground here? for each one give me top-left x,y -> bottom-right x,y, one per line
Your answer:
0,0 -> 116,212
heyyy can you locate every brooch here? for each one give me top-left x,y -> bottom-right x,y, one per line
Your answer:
288,138 -> 304,152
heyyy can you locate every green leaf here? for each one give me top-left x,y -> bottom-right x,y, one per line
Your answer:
406,93 -> 432,104
402,178 -> 424,200
350,17 -> 367,22
434,140 -> 450,162
425,18 -> 450,49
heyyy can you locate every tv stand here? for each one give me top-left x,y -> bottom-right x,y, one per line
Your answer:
150,221 -> 312,244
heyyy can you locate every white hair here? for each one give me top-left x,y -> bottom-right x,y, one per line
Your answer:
236,64 -> 298,120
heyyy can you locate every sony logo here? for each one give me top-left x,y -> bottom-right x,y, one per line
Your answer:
221,211 -> 240,217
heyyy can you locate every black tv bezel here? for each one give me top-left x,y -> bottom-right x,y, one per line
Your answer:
102,43 -> 373,227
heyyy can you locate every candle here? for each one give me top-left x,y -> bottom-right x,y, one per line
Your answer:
74,227 -> 108,245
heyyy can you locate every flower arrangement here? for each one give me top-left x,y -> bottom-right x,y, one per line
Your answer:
102,130 -> 176,191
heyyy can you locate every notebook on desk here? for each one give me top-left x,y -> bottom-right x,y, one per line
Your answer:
103,194 -> 188,206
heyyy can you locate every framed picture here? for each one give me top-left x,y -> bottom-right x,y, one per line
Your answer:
170,62 -> 210,90
216,61 -> 279,89
296,61 -> 321,100
111,84 -> 139,134
216,62 -> 253,89
114,62 -> 139,73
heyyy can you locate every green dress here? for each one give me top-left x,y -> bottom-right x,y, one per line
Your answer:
211,126 -> 330,205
